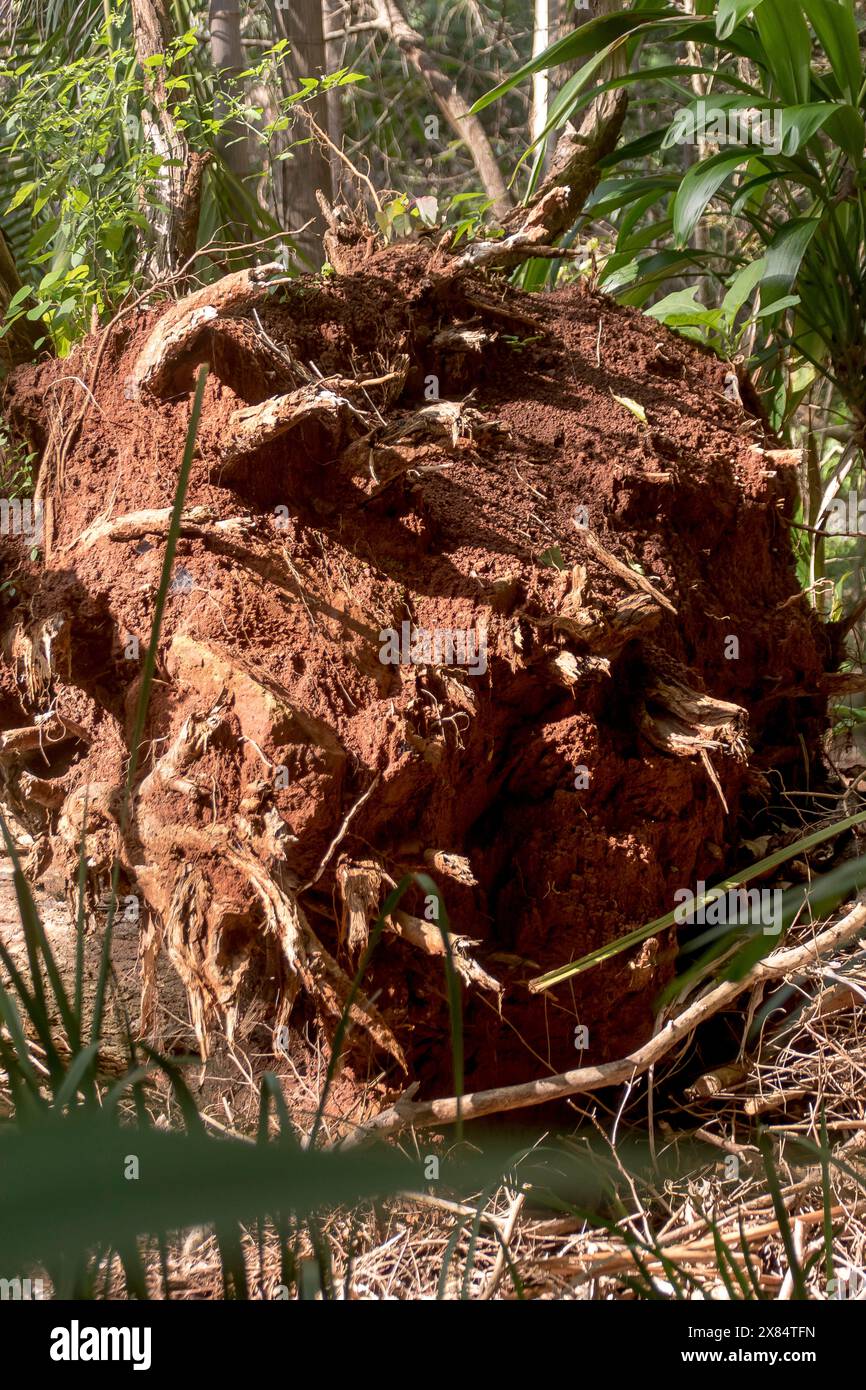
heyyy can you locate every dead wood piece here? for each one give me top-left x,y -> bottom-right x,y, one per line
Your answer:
446,223 -> 582,277
685,1061 -> 749,1100
556,590 -> 664,655
334,855 -> 499,998
336,856 -> 383,956
131,262 -> 289,396
548,650 -> 611,687
382,400 -> 489,450
432,326 -> 493,355
16,770 -> 66,810
317,194 -> 378,275
512,89 -> 628,244
423,849 -> 477,887
748,446 -> 802,469
161,864 -> 226,1053
127,813 -> 404,1066
387,911 -> 502,1000
219,382 -> 358,472
3,613 -> 71,704
525,566 -> 663,661
640,673 -> 749,761
460,293 -> 546,334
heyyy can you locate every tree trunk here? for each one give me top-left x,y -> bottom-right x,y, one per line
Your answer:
131,0 -> 206,276
273,0 -> 334,269
323,0 -> 346,200
209,0 -> 255,187
530,0 -> 551,164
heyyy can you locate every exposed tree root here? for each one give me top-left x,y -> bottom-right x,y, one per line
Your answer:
1,195 -> 838,1095
219,381 -> 359,474
639,672 -> 749,760
131,261 -> 289,396
69,507 -> 253,553
387,910 -> 503,1001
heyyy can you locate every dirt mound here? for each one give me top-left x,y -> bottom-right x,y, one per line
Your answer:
0,239 -> 834,1095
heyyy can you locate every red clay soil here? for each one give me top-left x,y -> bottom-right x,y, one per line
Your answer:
0,238 -> 834,1099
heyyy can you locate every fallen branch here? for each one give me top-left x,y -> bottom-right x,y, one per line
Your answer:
131,261 -> 289,397
342,896 -> 866,1144
581,529 -> 677,616
371,0 -> 513,220
552,1203 -> 863,1287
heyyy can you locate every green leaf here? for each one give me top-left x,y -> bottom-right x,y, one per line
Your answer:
646,287 -> 724,330
0,1116 -> 421,1272
673,149 -> 752,245
778,102 -> 861,156
800,0 -> 862,103
754,293 -> 800,318
720,256 -> 767,320
612,394 -> 648,425
470,9 -> 674,113
25,218 -> 59,257
754,0 -> 812,105
538,545 -> 566,570
5,179 -> 36,214
662,93 -> 771,152
4,284 -> 33,312
823,104 -> 866,160
759,216 -> 820,311
716,0 -> 766,39
37,267 -> 64,291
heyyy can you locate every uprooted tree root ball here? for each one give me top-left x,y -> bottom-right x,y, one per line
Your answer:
0,235 -> 840,1096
